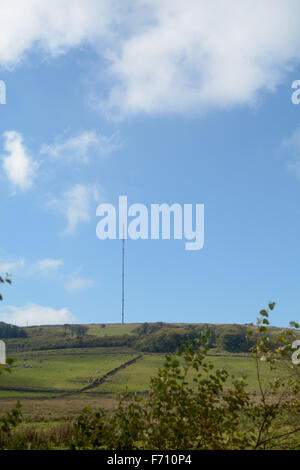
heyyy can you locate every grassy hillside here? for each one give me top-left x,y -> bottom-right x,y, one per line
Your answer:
5,320 -> 293,355
0,320 -> 298,439
0,349 -> 137,392
0,344 -> 291,398
86,324 -> 139,337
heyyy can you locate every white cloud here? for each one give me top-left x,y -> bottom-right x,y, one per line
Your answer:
0,0 -> 117,67
0,257 -> 64,278
283,126 -> 300,179
64,276 -> 95,292
0,258 -> 25,274
1,1 -> 300,116
34,258 -> 64,274
1,131 -> 37,191
0,303 -> 75,326
41,131 -> 121,164
104,0 -> 300,116
50,184 -> 99,235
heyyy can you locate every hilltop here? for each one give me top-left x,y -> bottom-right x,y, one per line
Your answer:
3,320 -> 295,355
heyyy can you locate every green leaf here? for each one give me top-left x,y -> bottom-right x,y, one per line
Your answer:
260,309 -> 269,317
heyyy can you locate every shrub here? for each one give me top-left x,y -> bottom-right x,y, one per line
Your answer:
70,303 -> 300,450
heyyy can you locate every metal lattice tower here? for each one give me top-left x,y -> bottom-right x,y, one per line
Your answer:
122,232 -> 125,324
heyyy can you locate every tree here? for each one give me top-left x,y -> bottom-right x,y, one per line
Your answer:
219,330 -> 255,352
0,273 -> 11,301
0,273 -> 21,450
0,273 -> 13,375
74,325 -> 88,339
245,303 -> 300,449
70,302 -> 300,450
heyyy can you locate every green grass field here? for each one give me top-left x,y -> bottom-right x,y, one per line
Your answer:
0,345 -> 289,397
0,350 -> 136,391
91,354 -> 166,394
0,321 -> 295,434
86,323 -> 139,337
88,353 -> 288,394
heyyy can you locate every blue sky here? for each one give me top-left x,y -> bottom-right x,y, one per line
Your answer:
1,1 -> 300,327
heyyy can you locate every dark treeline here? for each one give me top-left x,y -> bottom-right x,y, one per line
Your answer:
131,323 -> 257,353
4,322 -> 263,354
63,324 -> 88,339
0,322 -> 27,339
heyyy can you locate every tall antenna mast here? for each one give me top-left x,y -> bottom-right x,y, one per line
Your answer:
122,226 -> 125,324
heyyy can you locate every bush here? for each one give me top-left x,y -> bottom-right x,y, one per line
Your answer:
219,330 -> 255,353
2,302 -> 300,450
71,328 -> 253,449
70,303 -> 300,450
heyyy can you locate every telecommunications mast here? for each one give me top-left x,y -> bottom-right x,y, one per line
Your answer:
122,227 -> 125,324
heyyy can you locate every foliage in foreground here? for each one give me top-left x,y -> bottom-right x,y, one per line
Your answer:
1,302 -> 300,450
